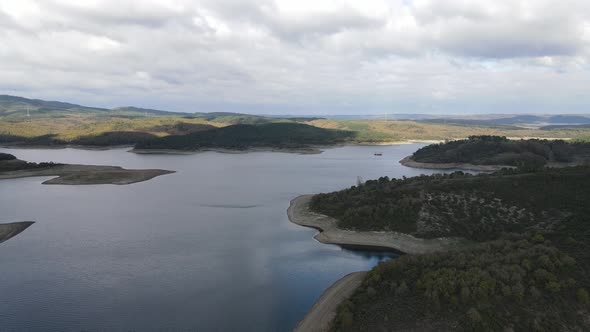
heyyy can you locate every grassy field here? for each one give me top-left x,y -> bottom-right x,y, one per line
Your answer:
307,119 -> 590,142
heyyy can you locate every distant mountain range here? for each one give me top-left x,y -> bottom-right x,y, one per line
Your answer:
1,95 -> 589,125
0,95 -> 189,120
419,114 -> 590,128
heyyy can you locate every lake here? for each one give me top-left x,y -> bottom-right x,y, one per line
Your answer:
0,144 -> 446,331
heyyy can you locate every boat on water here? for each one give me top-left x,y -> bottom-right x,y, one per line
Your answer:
374,153 -> 383,156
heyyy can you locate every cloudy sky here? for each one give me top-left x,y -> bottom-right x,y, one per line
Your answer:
0,0 -> 589,115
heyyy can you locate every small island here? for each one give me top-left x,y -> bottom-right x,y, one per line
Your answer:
131,122 -> 355,154
401,135 -> 590,171
0,152 -> 173,185
292,166 -> 590,331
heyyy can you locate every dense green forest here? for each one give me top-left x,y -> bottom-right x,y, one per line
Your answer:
314,167 -> 590,331
134,122 -> 356,150
311,167 -> 588,241
0,153 -> 63,172
333,234 -> 589,331
410,136 -> 590,168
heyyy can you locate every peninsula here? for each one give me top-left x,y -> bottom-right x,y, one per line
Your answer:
292,166 -> 590,331
0,153 -> 173,185
0,221 -> 34,244
288,194 -> 465,255
401,135 -> 590,171
132,122 -> 354,153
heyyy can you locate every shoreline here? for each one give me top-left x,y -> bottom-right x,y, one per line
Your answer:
130,146 -> 323,155
0,164 -> 174,185
293,271 -> 367,332
287,194 -> 465,255
399,155 -> 583,171
0,136 -> 575,154
399,156 -> 513,172
0,144 -> 134,151
1,140 -> 445,156
288,194 -> 466,331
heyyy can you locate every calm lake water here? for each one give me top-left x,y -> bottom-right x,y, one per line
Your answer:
0,144 -> 446,332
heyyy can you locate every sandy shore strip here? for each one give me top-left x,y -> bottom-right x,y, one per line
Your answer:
0,164 -> 174,185
399,156 -> 513,172
0,221 -> 34,243
288,194 -> 465,255
294,271 -> 367,332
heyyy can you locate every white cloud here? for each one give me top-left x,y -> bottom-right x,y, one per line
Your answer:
0,0 -> 589,114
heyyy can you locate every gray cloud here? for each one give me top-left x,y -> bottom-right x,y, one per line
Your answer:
0,0 -> 589,114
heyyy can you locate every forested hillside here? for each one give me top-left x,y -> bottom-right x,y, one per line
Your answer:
316,167 -> 590,331
410,136 -> 590,168
311,167 -> 588,240
134,122 -> 356,150
333,234 -> 589,331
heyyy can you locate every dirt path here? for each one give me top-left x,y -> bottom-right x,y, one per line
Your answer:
294,271 -> 367,332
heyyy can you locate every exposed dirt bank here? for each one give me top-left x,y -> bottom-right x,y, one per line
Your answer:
288,194 -> 466,255
0,144 -> 133,150
131,146 -> 322,155
0,221 -> 34,243
399,156 -> 514,172
293,272 -> 367,332
0,163 -> 174,185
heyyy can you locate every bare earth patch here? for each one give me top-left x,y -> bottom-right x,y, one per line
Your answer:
0,164 -> 174,185
0,221 -> 34,243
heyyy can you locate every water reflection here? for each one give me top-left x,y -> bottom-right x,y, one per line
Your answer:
0,144 -> 443,332
339,245 -> 400,262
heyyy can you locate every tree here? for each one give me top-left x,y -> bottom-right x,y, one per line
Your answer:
460,287 -> 471,303
396,281 -> 409,296
466,308 -> 482,325
577,288 -> 589,305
